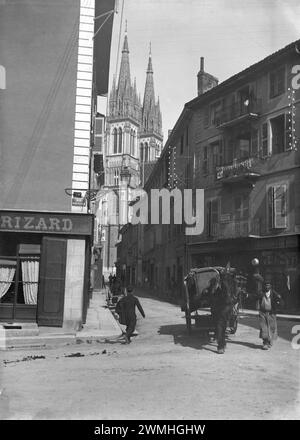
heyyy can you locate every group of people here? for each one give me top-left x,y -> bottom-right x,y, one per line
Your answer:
108,258 -> 284,351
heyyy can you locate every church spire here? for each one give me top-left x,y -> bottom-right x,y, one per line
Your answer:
117,28 -> 131,94
142,43 -> 156,133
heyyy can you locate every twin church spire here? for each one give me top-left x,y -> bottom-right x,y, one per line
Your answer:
108,31 -> 162,138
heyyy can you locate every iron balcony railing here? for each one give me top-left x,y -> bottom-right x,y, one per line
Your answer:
216,157 -> 261,181
215,98 -> 262,127
212,218 -> 261,239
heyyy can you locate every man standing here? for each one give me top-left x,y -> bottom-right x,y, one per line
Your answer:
257,282 -> 283,350
115,286 -> 145,344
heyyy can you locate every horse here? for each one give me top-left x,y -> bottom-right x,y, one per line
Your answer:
211,263 -> 238,354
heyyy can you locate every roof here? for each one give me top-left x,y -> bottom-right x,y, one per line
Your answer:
141,161 -> 157,186
187,38 -> 300,110
144,38 -> 300,188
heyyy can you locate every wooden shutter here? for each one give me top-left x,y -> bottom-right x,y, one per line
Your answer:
285,113 -> 292,150
267,186 -> 275,229
261,123 -> 268,157
37,237 -> 67,327
206,201 -> 212,236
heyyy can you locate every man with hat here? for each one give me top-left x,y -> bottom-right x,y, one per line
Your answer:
115,286 -> 145,344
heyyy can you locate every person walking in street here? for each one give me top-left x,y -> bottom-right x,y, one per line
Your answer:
257,281 -> 283,350
115,286 -> 145,344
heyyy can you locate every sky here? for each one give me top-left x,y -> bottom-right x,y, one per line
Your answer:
106,0 -> 300,141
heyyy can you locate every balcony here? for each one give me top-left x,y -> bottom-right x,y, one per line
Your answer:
216,157 -> 261,186
216,99 -> 262,128
213,218 -> 261,239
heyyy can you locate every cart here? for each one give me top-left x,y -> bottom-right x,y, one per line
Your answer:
183,266 -> 243,336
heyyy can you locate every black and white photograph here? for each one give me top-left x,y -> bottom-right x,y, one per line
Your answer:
0,0 -> 299,425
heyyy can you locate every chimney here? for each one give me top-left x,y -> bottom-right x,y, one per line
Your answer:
197,57 -> 218,96
200,57 -> 204,72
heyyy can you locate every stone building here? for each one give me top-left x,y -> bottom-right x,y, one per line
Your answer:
118,39 -> 300,311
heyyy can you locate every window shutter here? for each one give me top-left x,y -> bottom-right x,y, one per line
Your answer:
267,186 -> 275,229
261,123 -> 268,157
218,140 -> 223,166
285,113 -> 292,150
206,201 -> 212,236
274,185 -> 287,228
38,237 -> 67,327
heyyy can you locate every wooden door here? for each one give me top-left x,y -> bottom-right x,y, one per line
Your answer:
37,237 -> 67,326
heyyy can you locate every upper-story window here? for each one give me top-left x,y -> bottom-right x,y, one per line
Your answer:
118,128 -> 122,153
210,100 -> 222,126
203,146 -> 208,175
114,169 -> 119,187
270,66 -> 285,99
113,128 -> 118,154
140,143 -> 144,162
270,113 -> 289,154
267,183 -> 287,229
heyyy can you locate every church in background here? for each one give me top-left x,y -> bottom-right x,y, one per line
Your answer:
96,30 -> 163,281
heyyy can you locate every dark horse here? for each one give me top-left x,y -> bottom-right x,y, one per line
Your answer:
211,263 -> 238,354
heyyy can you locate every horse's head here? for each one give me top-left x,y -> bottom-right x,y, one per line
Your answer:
219,263 -> 238,301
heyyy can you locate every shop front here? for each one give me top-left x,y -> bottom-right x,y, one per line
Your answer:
0,210 -> 93,329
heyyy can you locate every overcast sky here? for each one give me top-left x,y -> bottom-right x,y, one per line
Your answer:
107,0 -> 300,140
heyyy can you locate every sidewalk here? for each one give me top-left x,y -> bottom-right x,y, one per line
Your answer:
0,288 -> 123,350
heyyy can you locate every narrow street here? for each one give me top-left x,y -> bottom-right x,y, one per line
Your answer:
1,294 -> 299,420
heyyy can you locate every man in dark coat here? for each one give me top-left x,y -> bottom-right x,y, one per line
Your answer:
115,286 -> 145,344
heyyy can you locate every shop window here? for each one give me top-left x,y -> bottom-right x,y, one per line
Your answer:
267,184 -> 287,229
0,245 -> 40,305
270,67 -> 285,99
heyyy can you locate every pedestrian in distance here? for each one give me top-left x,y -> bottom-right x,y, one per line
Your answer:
115,286 -> 145,344
257,281 -> 283,350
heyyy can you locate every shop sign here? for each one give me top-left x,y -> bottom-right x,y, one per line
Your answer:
0,211 -> 93,236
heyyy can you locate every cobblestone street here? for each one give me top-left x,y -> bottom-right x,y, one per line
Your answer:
1,294 -> 299,420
